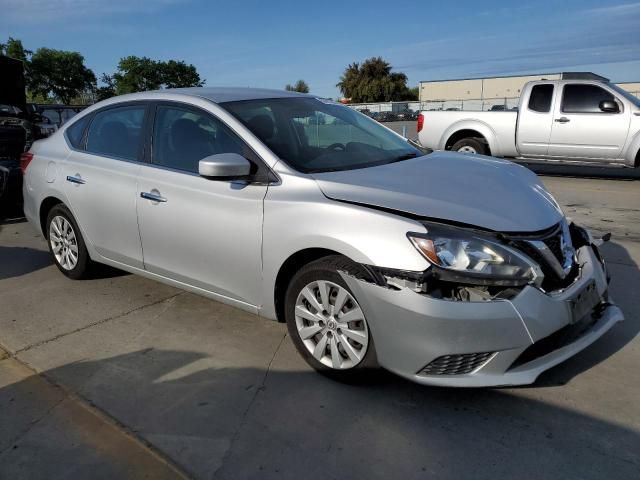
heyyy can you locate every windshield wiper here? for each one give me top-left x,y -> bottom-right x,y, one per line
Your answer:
391,152 -> 419,162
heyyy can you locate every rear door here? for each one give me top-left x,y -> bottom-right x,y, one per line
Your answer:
547,83 -> 630,159
63,103 -> 148,268
516,83 -> 555,156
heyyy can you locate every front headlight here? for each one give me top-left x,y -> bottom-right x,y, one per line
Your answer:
408,226 -> 540,286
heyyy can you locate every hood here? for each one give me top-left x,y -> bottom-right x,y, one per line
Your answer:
312,152 -> 563,232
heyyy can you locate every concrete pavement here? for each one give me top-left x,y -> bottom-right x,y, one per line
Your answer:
0,348 -> 187,479
0,175 -> 639,479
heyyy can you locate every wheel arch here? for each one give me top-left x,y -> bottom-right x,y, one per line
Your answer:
39,196 -> 65,238
441,120 -> 498,155
623,129 -> 640,167
273,248 -> 345,323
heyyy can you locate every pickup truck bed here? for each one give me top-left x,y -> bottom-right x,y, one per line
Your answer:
419,110 -> 519,157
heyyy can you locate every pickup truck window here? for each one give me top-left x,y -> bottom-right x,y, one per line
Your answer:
561,84 -> 616,114
528,84 -> 554,112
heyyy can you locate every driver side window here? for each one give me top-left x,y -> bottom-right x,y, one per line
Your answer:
152,105 -> 247,173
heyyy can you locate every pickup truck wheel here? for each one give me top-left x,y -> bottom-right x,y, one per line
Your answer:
451,138 -> 487,155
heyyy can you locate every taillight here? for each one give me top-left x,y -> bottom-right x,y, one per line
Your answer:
20,152 -> 34,174
417,113 -> 424,133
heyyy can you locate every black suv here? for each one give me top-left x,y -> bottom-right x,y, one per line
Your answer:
0,104 -> 40,219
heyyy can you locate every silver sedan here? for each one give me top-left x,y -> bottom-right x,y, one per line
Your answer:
21,88 -> 623,386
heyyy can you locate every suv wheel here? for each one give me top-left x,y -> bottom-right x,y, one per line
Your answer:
46,204 -> 93,279
284,256 -> 378,379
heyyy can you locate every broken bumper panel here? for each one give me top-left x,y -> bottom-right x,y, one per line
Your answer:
341,245 -> 623,387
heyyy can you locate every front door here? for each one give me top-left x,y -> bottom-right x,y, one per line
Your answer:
136,103 -> 267,306
547,83 -> 629,159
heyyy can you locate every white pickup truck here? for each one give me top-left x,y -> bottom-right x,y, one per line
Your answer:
417,75 -> 640,167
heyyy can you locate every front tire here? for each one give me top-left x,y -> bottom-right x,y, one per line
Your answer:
46,204 -> 93,279
451,137 -> 487,155
284,256 -> 378,380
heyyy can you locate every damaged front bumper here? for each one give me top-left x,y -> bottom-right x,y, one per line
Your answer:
340,245 -> 623,387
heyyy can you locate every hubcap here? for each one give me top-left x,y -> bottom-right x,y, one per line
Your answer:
294,280 -> 369,370
457,145 -> 477,154
49,215 -> 79,270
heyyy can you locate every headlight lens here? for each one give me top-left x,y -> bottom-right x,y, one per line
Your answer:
408,227 -> 539,286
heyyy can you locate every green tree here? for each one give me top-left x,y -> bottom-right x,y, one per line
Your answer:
110,56 -> 204,95
162,60 -> 204,89
0,37 -> 31,62
29,48 -> 96,104
112,56 -> 164,94
95,73 -> 117,101
285,79 -> 310,93
337,57 -> 415,103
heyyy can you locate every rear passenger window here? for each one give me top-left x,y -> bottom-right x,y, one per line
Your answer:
528,84 -> 554,113
86,105 -> 145,161
66,114 -> 91,149
561,84 -> 615,114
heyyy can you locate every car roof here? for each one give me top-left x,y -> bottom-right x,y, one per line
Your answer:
146,87 -> 311,103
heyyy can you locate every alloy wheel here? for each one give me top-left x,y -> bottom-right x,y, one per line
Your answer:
294,280 -> 369,369
49,215 -> 79,270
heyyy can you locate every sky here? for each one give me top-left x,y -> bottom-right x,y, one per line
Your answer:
1,0 -> 639,99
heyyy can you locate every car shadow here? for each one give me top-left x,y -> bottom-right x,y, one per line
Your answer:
87,263 -> 131,280
534,240 -> 639,387
0,246 -> 52,280
0,245 -> 128,281
0,216 -> 26,226
519,162 -> 640,180
1,349 -> 637,479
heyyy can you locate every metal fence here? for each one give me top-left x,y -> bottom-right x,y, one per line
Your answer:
346,90 -> 640,114
346,97 -> 521,114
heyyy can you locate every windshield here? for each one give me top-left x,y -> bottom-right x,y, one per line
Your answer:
220,97 -> 423,173
609,84 -> 640,107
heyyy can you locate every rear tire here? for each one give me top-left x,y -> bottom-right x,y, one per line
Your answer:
284,255 -> 378,381
46,204 -> 93,279
451,137 -> 487,155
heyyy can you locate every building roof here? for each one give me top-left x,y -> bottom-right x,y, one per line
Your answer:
151,87 -> 311,103
419,72 -> 615,84
419,73 -> 562,83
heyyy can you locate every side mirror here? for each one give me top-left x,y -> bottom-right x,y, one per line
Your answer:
599,100 -> 619,113
198,153 -> 251,179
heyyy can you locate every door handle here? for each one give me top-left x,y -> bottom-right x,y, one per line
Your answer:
66,175 -> 86,185
554,117 -> 570,123
140,191 -> 167,203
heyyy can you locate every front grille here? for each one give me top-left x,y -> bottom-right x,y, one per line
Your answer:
509,223 -> 578,292
418,352 -> 494,376
509,306 -> 603,369
543,231 -> 564,264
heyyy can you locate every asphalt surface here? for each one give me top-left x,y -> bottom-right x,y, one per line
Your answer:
0,175 -> 639,479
